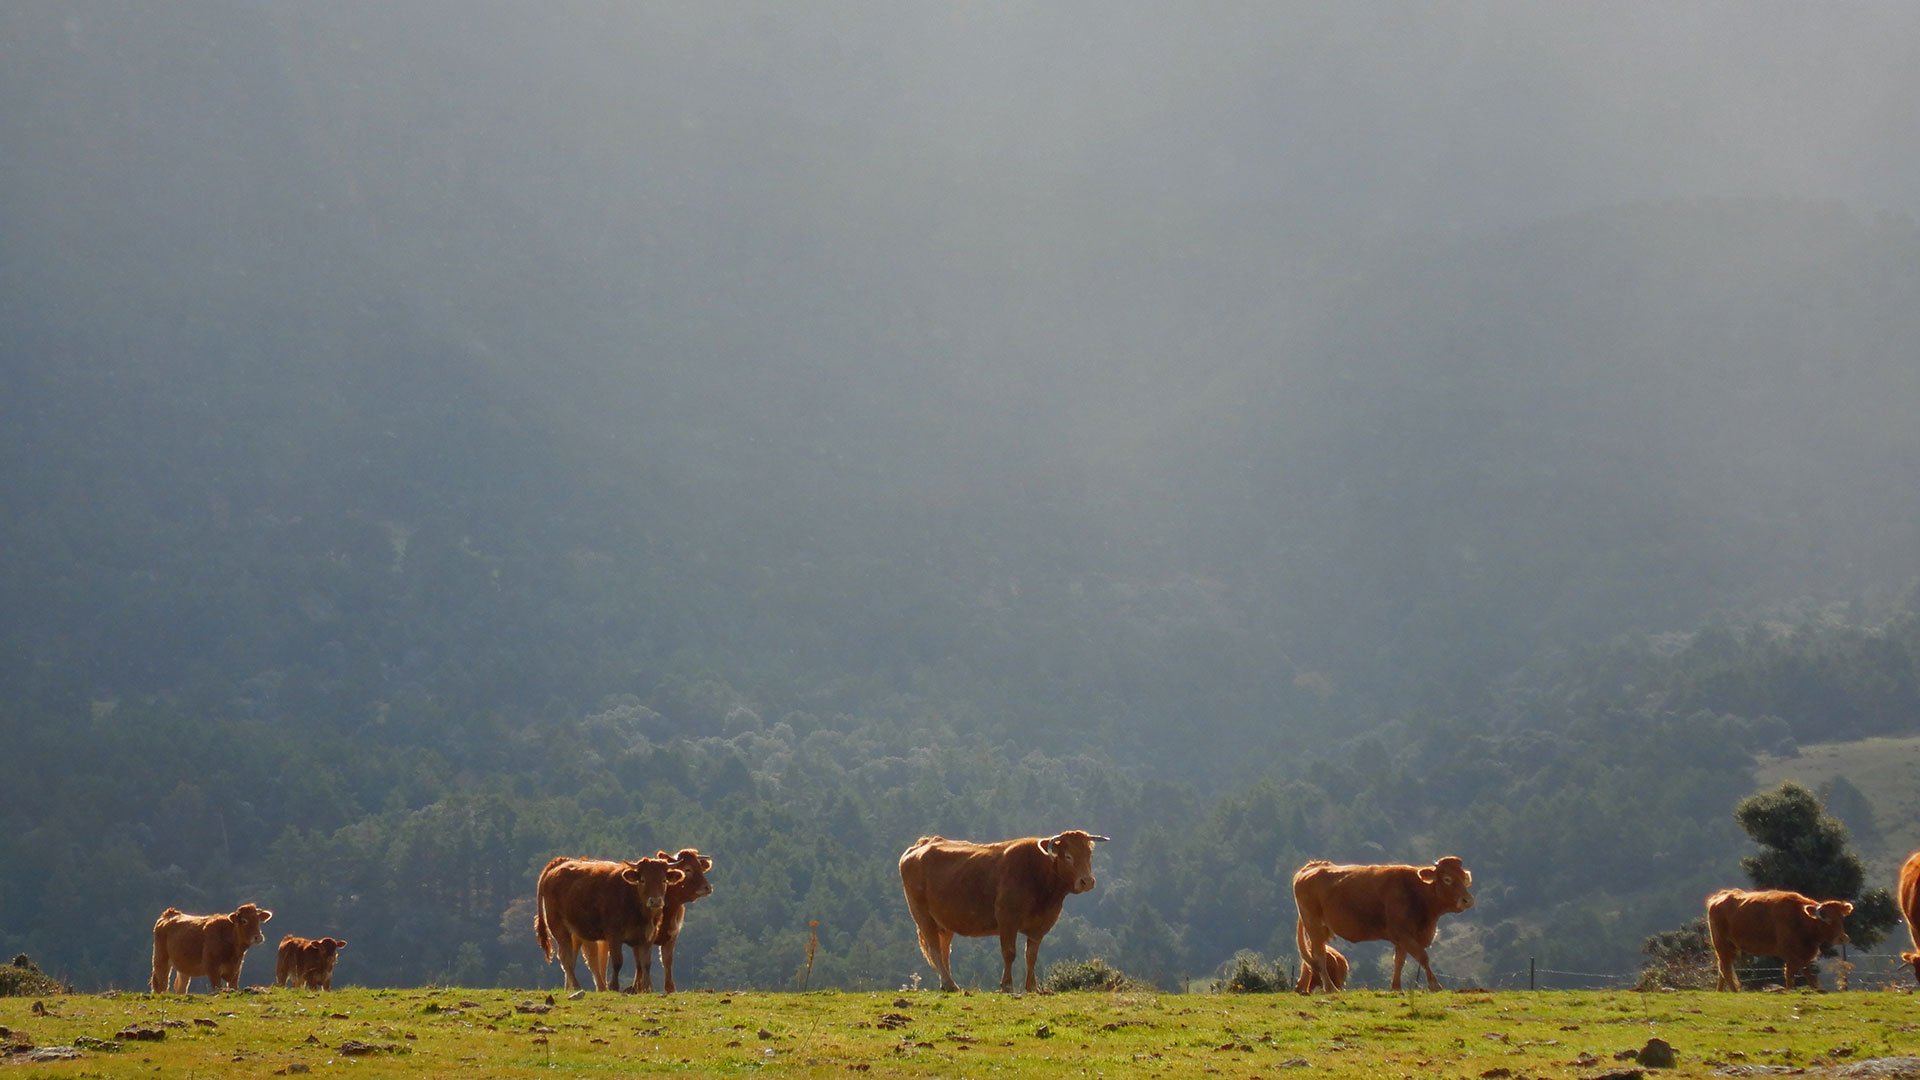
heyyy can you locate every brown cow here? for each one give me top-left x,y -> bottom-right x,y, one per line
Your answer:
150,903 -> 274,993
1900,850 -> 1920,984
1294,943 -> 1349,993
597,848 -> 715,994
1706,887 -> 1853,991
533,854 -> 681,991
274,935 -> 347,990
898,830 -> 1110,993
1293,856 -> 1474,993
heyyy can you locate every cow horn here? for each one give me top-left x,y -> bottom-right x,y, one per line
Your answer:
1088,834 -> 1112,843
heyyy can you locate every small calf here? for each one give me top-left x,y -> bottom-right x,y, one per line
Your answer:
275,935 -> 348,990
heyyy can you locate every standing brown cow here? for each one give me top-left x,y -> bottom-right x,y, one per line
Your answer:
1900,850 -> 1920,984
1294,943 -> 1349,993
151,903 -> 274,993
1706,887 -> 1853,991
274,936 -> 348,990
898,830 -> 1110,993
597,848 -> 715,994
534,855 -> 682,991
1293,856 -> 1474,993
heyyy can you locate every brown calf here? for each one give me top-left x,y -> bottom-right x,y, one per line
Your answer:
899,830 -> 1110,993
534,855 -> 681,991
598,848 -> 716,993
274,935 -> 347,990
1294,943 -> 1349,993
1706,887 -> 1852,990
151,903 -> 274,993
1293,856 -> 1474,992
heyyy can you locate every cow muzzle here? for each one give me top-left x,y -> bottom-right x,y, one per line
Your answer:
250,930 -> 266,945
645,896 -> 665,909
1072,875 -> 1096,894
1455,893 -> 1474,912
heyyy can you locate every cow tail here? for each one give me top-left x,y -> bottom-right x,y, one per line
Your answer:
535,898 -> 554,963
911,921 -> 941,970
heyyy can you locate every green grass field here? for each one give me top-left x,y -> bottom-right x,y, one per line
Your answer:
7,986 -> 1920,1078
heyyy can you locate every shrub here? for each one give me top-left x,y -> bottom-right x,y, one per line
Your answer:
1219,950 -> 1289,993
1637,918 -> 1716,991
0,955 -> 66,997
1039,958 -> 1144,993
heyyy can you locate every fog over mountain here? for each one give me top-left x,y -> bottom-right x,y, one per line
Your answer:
5,3 -> 1920,990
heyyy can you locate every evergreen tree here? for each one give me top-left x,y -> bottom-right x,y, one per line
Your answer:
1733,780 -> 1899,950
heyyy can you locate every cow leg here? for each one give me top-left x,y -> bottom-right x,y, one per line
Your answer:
1298,921 -> 1336,995
151,948 -> 170,995
909,906 -> 960,991
585,939 -> 610,991
554,929 -> 585,991
1389,948 -> 1407,991
998,930 -> 1020,992
635,944 -> 655,994
173,972 -> 192,994
1712,942 -> 1739,991
1023,934 -> 1043,993
603,942 -> 624,993
660,941 -> 678,994
1405,945 -> 1441,990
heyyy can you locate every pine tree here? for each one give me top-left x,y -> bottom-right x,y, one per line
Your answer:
1733,780 -> 1898,950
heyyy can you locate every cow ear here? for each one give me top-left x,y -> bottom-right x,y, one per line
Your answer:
666,869 -> 686,885
658,851 -> 672,861
699,856 -> 713,871
1417,867 -> 1438,884
334,940 -> 348,949
1038,837 -> 1055,856
259,908 -> 273,922
1838,901 -> 1856,916
621,866 -> 644,885
1803,903 -> 1821,920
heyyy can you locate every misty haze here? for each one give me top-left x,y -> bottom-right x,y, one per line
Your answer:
4,2 -> 1920,994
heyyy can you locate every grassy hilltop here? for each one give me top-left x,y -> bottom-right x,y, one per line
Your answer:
6,986 -> 1920,1078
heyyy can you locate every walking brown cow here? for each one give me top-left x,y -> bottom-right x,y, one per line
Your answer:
898,830 -> 1110,993
534,854 -> 682,991
1293,856 -> 1474,993
1900,851 -> 1920,984
151,903 -> 274,993
597,848 -> 715,994
1707,887 -> 1852,990
1295,943 -> 1349,993
274,935 -> 347,990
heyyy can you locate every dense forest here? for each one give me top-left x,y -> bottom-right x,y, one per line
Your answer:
5,4 -> 1920,993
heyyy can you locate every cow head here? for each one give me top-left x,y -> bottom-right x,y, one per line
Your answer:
620,856 -> 682,910
1418,857 -> 1474,912
1038,831 -> 1110,895
1804,899 -> 1854,944
232,904 -> 273,946
316,938 -> 348,961
659,849 -> 715,902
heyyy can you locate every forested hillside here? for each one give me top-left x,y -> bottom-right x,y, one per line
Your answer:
5,3 -> 1920,992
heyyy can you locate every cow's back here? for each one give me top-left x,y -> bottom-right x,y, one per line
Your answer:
901,836 -> 1025,937
1296,862 -> 1418,941
1709,889 -> 1810,955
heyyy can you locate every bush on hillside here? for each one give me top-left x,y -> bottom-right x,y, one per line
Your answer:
1,955 -> 67,997
1219,950 -> 1290,993
1039,958 -> 1145,993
